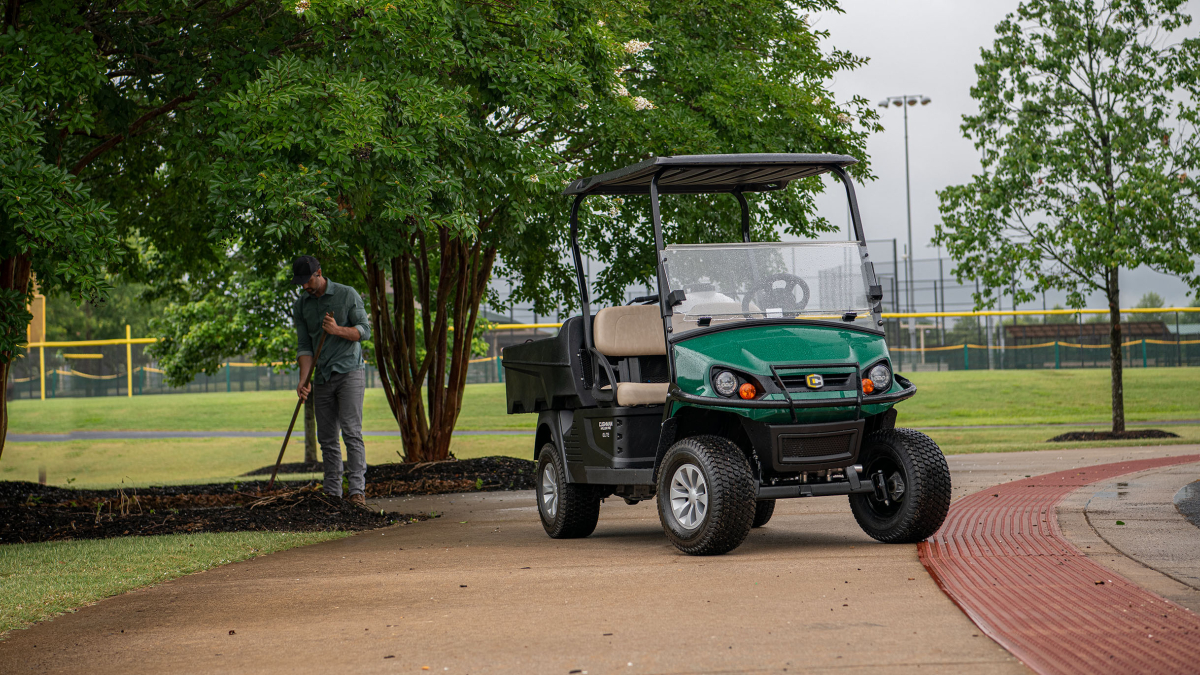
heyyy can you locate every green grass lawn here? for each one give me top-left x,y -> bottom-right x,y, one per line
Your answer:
8,369 -> 1200,435
894,369 -> 1200,426
7,384 -> 524,434
0,435 -> 532,488
5,368 -> 1200,489
0,531 -> 348,635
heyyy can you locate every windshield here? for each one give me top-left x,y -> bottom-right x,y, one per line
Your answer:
660,242 -> 874,334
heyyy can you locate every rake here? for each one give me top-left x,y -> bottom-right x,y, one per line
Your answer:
267,329 -> 328,490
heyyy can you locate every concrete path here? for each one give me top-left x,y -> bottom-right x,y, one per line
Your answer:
1,445 -> 1196,674
1059,461 -> 1200,614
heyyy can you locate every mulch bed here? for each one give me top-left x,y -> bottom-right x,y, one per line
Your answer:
242,461 -> 324,476
1048,429 -> 1181,442
0,456 -> 535,545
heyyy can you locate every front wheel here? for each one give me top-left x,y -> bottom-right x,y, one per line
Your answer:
657,435 -> 756,555
849,429 -> 951,543
537,443 -> 600,538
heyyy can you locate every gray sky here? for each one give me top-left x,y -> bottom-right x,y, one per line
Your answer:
810,0 -> 1200,309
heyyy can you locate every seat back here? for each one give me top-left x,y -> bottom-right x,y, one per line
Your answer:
594,305 -> 666,357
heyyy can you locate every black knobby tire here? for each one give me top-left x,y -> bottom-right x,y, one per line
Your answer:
656,435 -> 756,555
849,428 -> 951,543
751,499 -> 776,528
536,443 -> 601,538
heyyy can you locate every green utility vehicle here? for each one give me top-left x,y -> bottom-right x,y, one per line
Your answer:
502,154 -> 950,555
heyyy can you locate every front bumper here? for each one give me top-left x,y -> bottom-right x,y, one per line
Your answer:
668,373 -> 917,412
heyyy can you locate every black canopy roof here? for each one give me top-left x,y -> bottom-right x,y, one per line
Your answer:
562,153 -> 857,196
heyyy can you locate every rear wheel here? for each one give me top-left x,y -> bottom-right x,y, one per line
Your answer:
537,443 -> 600,538
849,429 -> 951,543
657,435 -> 756,555
752,499 -> 776,528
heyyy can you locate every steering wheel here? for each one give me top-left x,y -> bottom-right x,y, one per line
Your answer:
741,273 -> 811,318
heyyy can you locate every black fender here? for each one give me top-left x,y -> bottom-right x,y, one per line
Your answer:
536,410 -> 583,482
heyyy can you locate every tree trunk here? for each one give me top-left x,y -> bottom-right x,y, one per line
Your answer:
0,253 -> 33,461
0,359 -> 9,462
303,394 -> 318,463
1107,267 -> 1125,433
364,222 -> 497,463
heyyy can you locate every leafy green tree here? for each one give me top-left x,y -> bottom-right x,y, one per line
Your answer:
1134,291 -> 1165,322
0,90 -> 116,460
197,0 -> 875,463
528,1 -> 879,308
44,283 -> 164,342
1180,296 -> 1200,324
1,0 -> 311,457
936,0 -> 1200,432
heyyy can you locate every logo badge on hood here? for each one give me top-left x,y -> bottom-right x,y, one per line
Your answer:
806,374 -> 824,389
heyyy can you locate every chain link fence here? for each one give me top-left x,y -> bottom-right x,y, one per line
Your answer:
7,314 -> 1198,400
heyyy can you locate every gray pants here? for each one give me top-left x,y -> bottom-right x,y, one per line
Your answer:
314,369 -> 366,497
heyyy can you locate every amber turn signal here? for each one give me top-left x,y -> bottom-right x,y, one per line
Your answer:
738,383 -> 757,399
861,378 -> 875,394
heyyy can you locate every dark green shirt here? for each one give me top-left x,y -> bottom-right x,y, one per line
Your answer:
293,280 -> 372,384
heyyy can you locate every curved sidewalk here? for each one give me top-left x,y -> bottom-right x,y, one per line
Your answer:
1,446 -> 1196,674
920,454 -> 1200,675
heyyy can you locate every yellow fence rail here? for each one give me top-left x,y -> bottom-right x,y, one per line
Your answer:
12,307 -> 1200,399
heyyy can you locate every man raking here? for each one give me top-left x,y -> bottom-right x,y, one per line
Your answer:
292,255 -> 372,506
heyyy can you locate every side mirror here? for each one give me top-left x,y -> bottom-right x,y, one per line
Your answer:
666,289 -> 687,307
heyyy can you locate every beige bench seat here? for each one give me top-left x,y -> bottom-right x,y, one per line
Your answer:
601,382 -> 671,406
593,304 -> 669,406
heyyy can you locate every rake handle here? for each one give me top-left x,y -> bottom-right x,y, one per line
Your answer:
267,329 -> 328,490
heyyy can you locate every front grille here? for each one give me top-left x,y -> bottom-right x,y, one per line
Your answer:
778,372 -> 854,391
779,433 -> 853,461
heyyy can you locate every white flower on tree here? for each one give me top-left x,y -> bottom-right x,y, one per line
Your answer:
623,39 -> 651,54
527,174 -> 539,183
631,96 -> 656,111
614,65 -> 630,76
837,113 -> 851,124
295,0 -> 309,12
613,83 -> 629,97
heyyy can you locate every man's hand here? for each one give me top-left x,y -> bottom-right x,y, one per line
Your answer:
297,380 -> 311,401
321,311 -> 361,341
322,312 -> 339,335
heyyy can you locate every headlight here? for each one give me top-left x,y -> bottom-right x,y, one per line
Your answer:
867,363 -> 891,392
714,370 -> 738,396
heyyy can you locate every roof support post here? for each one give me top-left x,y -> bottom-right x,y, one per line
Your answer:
650,171 -> 677,384
830,167 -> 867,244
650,171 -> 667,314
734,190 -> 751,243
568,195 -> 594,353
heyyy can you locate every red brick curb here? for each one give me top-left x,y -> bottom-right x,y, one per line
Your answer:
920,454 -> 1200,675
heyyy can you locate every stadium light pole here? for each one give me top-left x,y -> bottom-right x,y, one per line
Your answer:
879,94 -> 931,351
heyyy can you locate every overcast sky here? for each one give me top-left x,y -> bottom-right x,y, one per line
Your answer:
809,0 -> 1200,309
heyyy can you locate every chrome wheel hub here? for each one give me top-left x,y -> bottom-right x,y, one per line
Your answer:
669,464 -> 709,530
541,463 -> 558,519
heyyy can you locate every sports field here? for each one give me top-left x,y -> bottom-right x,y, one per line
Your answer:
3,368 -> 1198,488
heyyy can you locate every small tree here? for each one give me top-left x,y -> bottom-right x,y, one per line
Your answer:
937,0 -> 1200,432
1134,292 -> 1165,322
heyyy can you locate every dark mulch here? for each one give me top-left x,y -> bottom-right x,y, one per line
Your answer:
0,481 -> 430,545
0,456 -> 534,545
241,461 -> 324,476
1048,429 -> 1181,442
366,456 -> 537,497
